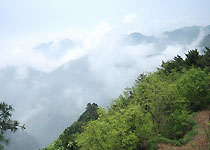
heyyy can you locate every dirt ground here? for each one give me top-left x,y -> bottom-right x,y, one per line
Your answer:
158,110 -> 210,150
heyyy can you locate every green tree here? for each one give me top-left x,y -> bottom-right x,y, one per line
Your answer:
185,49 -> 201,68
76,106 -> 153,150
177,68 -> 210,111
0,102 -> 25,149
133,72 -> 191,139
45,103 -> 99,150
200,47 -> 210,69
161,55 -> 185,74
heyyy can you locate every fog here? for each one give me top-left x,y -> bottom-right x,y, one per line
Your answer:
0,23 -> 209,149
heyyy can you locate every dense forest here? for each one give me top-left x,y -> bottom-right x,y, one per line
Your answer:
43,47 -> 210,150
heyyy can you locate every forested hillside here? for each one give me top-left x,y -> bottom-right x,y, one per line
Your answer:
44,47 -> 210,150
43,103 -> 99,150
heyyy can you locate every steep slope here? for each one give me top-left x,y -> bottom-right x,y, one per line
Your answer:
44,103 -> 99,150
69,48 -> 210,150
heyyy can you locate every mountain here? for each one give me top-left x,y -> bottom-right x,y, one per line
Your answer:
125,32 -> 156,45
126,25 -> 210,48
199,34 -> 210,48
163,26 -> 201,45
126,26 -> 203,46
1,24 -> 210,149
125,25 -> 210,53
204,25 -> 210,34
34,38 -> 78,59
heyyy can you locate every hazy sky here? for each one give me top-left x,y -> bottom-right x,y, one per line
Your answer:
0,0 -> 210,72
1,0 -> 210,41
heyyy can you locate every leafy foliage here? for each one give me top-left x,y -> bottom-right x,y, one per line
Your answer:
160,47 -> 210,74
44,103 -> 99,150
76,105 -> 153,150
177,68 -> 210,111
0,102 -> 24,150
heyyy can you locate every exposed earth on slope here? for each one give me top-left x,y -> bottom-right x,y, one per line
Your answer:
158,110 -> 210,150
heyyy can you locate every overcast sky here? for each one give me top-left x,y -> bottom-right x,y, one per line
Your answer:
1,0 -> 210,39
0,0 -> 210,72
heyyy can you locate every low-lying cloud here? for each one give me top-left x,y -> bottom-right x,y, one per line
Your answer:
0,22 -> 208,149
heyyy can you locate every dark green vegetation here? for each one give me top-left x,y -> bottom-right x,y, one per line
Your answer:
43,103 -> 99,150
0,102 -> 25,150
45,47 -> 210,150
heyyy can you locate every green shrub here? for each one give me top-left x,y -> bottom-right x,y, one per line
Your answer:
148,113 -> 197,150
177,68 -> 210,111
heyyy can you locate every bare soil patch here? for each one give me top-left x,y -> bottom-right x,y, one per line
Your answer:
158,110 -> 210,150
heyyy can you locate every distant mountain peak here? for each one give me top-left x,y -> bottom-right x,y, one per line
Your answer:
33,38 -> 77,59
125,32 -> 156,45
